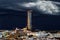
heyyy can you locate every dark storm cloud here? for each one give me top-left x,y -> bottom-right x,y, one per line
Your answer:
0,0 -> 60,30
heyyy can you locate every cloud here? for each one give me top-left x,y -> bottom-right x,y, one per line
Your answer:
19,0 -> 60,15
0,0 -> 60,15
36,1 -> 59,14
21,2 -> 36,8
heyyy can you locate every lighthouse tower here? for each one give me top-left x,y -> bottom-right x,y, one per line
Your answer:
27,10 -> 32,30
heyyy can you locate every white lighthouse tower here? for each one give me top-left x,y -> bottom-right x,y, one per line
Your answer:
27,10 -> 32,30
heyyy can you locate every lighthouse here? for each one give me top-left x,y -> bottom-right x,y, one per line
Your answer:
27,10 -> 32,30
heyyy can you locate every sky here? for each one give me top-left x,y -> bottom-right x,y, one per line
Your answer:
0,0 -> 60,30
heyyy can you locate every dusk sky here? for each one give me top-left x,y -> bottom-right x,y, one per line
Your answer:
0,0 -> 60,30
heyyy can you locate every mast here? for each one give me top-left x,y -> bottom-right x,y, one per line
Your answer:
27,10 -> 32,30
